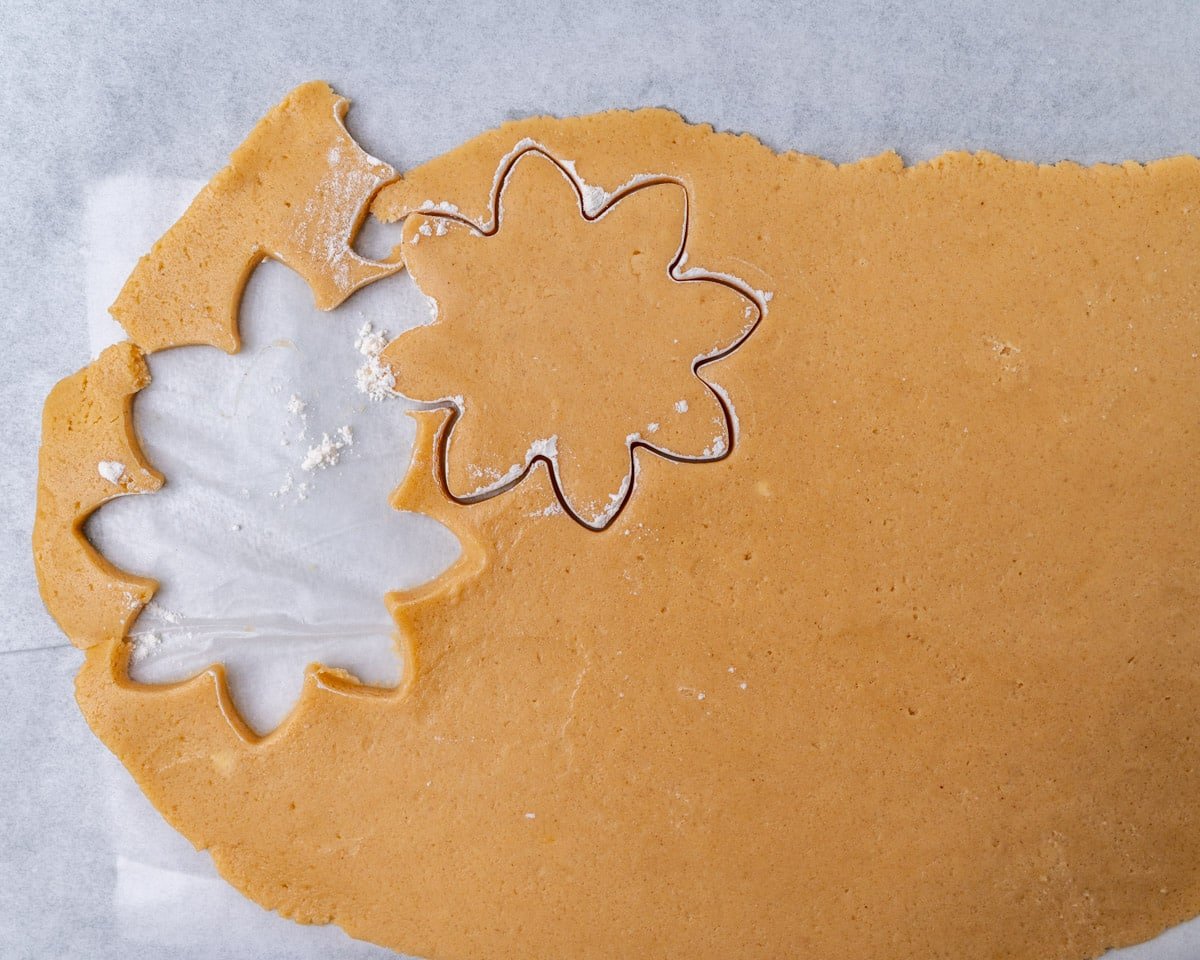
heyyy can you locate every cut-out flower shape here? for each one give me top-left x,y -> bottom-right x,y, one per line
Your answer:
384,149 -> 762,528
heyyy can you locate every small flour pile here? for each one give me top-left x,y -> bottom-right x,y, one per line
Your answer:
354,321 -> 399,401
97,460 -> 125,484
301,426 -> 354,471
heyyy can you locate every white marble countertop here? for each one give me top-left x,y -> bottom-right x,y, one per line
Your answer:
3,1 -> 1200,957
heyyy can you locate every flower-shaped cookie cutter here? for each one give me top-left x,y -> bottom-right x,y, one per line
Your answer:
384,142 -> 771,530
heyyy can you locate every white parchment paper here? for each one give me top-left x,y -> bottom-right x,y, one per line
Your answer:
4,2 -> 1200,957
84,178 -> 459,736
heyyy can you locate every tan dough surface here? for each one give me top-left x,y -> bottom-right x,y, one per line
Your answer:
33,342 -> 162,649
44,108 -> 1200,960
386,149 -> 757,525
110,80 -> 401,353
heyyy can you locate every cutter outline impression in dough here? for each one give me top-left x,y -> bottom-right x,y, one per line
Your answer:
383,141 -> 770,531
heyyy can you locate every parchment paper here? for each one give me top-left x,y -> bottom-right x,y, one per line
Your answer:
4,2 -> 1200,957
84,176 -> 458,737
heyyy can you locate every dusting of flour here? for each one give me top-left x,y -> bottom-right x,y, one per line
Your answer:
97,460 -> 125,484
354,321 -> 399,400
302,426 -> 354,471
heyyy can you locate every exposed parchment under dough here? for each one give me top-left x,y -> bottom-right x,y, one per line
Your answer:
35,103 -> 1200,960
34,83 -> 409,727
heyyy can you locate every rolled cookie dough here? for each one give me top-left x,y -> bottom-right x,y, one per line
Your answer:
110,81 -> 401,353
47,106 -> 1200,960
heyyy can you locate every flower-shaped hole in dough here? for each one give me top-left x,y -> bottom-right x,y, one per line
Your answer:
384,148 -> 766,529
